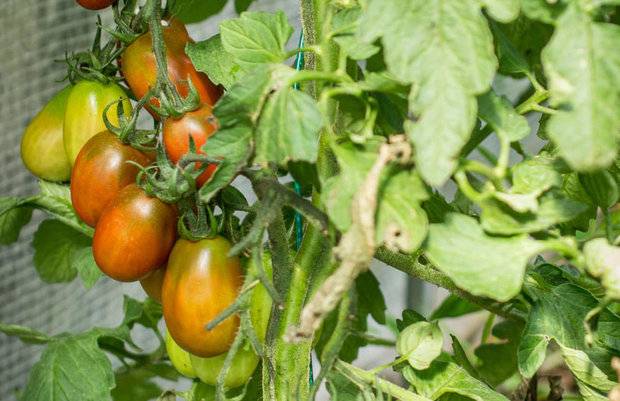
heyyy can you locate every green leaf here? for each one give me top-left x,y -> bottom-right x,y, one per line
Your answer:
480,0 -> 520,23
583,239 -> 620,300
490,21 -> 531,76
169,0 -> 227,24
0,323 -> 51,344
21,333 -> 115,401
518,282 -> 619,392
511,154 -> 563,195
111,366 -> 162,401
356,270 -> 386,325
397,309 -> 428,332
254,87 -> 321,165
322,139 -> 429,253
521,0 -> 567,24
561,346 -> 616,392
187,35 -> 244,89
121,296 -> 163,331
397,321 -> 443,370
32,220 -> 91,283
477,90 -> 530,142
32,181 -> 93,237
403,355 -> 510,401
542,4 -> 620,171
220,11 -> 293,66
0,197 -> 32,245
474,320 -> 522,386
430,295 -> 481,320
578,171 -> 619,209
327,369 -> 364,401
332,7 -> 380,60
199,125 -> 253,203
480,191 -> 589,235
71,247 -> 101,289
425,213 -> 541,301
234,0 -> 254,13
360,0 -> 497,185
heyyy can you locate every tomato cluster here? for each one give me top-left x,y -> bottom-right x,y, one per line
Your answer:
21,14 -> 262,388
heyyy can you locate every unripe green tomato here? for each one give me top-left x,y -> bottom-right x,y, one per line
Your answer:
20,86 -> 72,181
165,331 -> 196,378
63,80 -> 132,164
189,342 -> 259,388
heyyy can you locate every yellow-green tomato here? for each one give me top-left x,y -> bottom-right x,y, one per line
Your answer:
63,80 -> 132,164
20,86 -> 72,181
189,342 -> 259,388
165,331 -> 196,378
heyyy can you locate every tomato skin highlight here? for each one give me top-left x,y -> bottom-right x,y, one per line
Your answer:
76,0 -> 115,10
163,105 -> 219,186
140,267 -> 166,303
165,331 -> 197,378
120,19 -> 222,116
93,184 -> 177,282
21,86 -> 72,182
162,237 -> 243,357
64,81 -> 132,165
70,131 -> 153,227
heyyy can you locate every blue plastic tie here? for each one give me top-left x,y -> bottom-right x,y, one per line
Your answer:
291,31 -> 314,386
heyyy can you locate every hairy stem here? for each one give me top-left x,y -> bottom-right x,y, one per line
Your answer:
334,360 -> 430,401
375,248 -> 525,321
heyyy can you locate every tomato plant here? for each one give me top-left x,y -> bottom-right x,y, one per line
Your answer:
163,104 -> 218,186
93,184 -> 177,282
120,18 -> 221,115
20,86 -> 72,182
5,0 -> 620,401
162,237 -> 243,357
70,131 -> 153,227
63,80 -> 132,165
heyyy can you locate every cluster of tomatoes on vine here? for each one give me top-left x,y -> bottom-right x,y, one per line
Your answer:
21,0 -> 270,387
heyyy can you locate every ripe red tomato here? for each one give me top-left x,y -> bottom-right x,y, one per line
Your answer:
76,0 -> 115,10
162,237 -> 243,357
70,131 -> 153,227
140,268 -> 165,302
163,105 -> 219,186
120,19 -> 222,116
93,184 -> 177,282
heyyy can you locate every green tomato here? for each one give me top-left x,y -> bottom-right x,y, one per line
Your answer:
165,331 -> 196,378
189,341 -> 259,388
20,86 -> 72,181
63,80 -> 132,164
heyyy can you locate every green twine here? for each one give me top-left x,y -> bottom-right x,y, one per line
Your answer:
291,31 -> 314,386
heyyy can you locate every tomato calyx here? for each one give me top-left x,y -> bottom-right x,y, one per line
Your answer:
176,197 -> 220,242
141,0 -> 202,118
65,21 -> 122,84
103,97 -> 158,151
